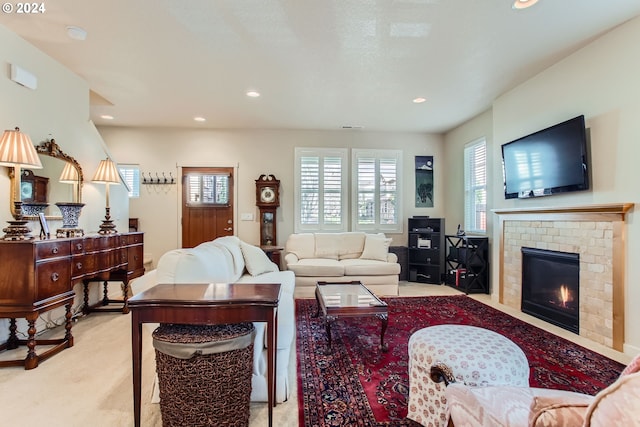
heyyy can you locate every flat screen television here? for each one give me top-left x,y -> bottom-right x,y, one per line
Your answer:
502,115 -> 589,199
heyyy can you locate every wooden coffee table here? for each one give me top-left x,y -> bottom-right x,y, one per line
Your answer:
314,281 -> 388,353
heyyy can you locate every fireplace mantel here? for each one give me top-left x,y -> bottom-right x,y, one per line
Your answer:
493,203 -> 633,218
493,202 -> 633,351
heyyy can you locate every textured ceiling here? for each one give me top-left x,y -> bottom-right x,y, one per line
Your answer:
1,0 -> 639,133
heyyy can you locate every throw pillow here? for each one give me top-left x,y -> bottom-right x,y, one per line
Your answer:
360,234 -> 392,262
240,241 -> 279,276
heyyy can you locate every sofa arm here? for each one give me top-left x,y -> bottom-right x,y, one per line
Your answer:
386,252 -> 398,263
129,269 -> 158,295
284,252 -> 300,268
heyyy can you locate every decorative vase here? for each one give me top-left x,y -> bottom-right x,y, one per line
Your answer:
55,202 -> 85,228
20,202 -> 49,217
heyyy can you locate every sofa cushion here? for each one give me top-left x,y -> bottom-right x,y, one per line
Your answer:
286,258 -> 344,277
360,233 -> 392,261
337,232 -> 367,260
285,233 -> 315,260
240,241 -> 279,276
314,233 -> 340,260
341,258 -> 401,276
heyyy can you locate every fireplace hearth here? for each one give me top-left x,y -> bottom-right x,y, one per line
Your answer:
521,247 -> 579,334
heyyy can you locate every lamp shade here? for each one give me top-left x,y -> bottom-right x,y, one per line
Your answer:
92,158 -> 121,184
59,162 -> 79,183
0,127 -> 42,168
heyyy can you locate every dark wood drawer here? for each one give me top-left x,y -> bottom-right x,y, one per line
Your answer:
36,241 -> 70,260
128,245 -> 144,272
36,260 -> 71,302
71,254 -> 96,280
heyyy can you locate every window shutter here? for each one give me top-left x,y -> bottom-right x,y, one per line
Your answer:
464,139 -> 487,233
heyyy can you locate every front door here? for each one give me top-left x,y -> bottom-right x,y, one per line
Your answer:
181,167 -> 234,248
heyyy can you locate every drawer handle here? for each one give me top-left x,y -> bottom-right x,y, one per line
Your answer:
76,262 -> 83,270
134,255 -> 139,260
51,272 -> 59,282
52,247 -> 59,254
76,243 -> 83,250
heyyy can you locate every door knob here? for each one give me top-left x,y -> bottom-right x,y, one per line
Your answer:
224,227 -> 232,232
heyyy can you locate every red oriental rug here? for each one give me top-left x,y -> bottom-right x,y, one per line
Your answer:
296,295 -> 625,427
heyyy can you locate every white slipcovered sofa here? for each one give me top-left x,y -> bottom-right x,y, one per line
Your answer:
130,236 -> 295,403
284,232 -> 400,298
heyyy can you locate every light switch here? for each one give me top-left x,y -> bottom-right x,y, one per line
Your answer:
240,213 -> 254,221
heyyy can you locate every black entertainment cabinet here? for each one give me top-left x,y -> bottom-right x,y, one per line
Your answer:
445,235 -> 489,294
407,217 -> 445,284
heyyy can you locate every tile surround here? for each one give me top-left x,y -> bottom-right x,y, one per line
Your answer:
494,204 -> 632,351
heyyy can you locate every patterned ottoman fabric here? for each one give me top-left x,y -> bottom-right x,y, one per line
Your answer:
407,324 -> 530,427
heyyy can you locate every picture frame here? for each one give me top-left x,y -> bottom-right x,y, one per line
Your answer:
38,212 -> 50,239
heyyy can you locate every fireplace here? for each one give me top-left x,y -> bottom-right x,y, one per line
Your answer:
521,247 -> 579,334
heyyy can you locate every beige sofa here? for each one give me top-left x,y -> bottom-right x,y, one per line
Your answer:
284,232 -> 400,298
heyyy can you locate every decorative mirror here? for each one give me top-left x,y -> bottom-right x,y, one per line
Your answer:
9,138 -> 83,221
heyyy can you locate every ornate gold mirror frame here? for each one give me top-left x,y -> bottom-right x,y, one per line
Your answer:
9,139 -> 84,220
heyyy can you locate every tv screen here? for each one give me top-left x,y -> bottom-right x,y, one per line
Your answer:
502,115 -> 589,199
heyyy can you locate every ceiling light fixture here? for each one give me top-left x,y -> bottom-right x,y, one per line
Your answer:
193,116 -> 206,122
413,97 -> 427,104
66,26 -> 87,41
512,0 -> 539,10
246,91 -> 261,98
100,114 -> 114,120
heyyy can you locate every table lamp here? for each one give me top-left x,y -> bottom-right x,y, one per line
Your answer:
0,127 -> 43,240
92,157 -> 121,234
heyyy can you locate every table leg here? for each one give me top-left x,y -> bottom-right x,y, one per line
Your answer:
379,313 -> 389,352
267,310 -> 275,427
324,316 -> 334,354
24,314 -> 38,370
131,314 -> 142,427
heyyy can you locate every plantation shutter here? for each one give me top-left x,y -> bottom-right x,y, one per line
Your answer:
464,139 -> 487,233
295,148 -> 348,232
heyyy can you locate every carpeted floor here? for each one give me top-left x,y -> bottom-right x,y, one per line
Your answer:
296,295 -> 626,427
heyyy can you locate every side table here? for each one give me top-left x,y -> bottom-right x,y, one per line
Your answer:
128,282 -> 281,427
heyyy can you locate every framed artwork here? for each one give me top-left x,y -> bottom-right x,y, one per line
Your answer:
38,212 -> 50,239
415,156 -> 434,207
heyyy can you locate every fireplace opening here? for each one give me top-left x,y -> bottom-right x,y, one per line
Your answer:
521,247 -> 579,334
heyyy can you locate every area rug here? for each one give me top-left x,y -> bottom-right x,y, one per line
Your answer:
296,295 -> 625,427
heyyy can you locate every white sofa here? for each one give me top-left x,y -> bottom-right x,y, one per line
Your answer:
284,232 -> 400,298
130,236 -> 296,404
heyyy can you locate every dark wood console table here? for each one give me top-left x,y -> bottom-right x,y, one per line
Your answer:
128,282 -> 281,427
0,231 -> 144,369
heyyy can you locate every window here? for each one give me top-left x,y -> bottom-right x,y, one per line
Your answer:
295,148 -> 348,232
464,138 -> 487,233
186,173 -> 229,205
118,164 -> 140,198
352,149 -> 402,233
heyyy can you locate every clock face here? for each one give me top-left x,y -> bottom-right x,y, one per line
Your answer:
21,182 -> 33,199
260,187 -> 276,203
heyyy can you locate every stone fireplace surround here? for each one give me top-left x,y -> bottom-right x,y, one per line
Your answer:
493,203 -> 633,351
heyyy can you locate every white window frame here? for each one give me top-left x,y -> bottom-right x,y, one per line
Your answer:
118,164 -> 140,198
464,138 -> 487,234
294,147 -> 348,233
351,149 -> 402,233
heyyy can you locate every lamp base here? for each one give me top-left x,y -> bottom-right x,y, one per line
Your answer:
3,219 -> 33,241
98,207 -> 117,234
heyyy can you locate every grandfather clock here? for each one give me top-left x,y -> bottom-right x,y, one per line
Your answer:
255,174 -> 280,247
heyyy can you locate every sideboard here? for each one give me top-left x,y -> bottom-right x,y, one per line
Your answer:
0,231 -> 144,369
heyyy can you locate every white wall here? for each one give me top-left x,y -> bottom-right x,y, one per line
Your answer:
100,127 -> 444,266
0,25 -> 130,338
444,16 -> 640,356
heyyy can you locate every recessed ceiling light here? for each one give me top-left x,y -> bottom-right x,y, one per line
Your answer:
100,114 -> 114,120
66,26 -> 87,41
512,0 -> 539,9
246,90 -> 261,98
194,116 -> 206,122
413,97 -> 427,104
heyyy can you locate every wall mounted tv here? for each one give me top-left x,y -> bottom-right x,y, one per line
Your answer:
502,115 -> 590,199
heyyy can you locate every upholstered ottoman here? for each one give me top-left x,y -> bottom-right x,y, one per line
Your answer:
407,325 -> 530,427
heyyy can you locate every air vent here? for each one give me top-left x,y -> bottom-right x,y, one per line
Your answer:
341,125 -> 364,129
